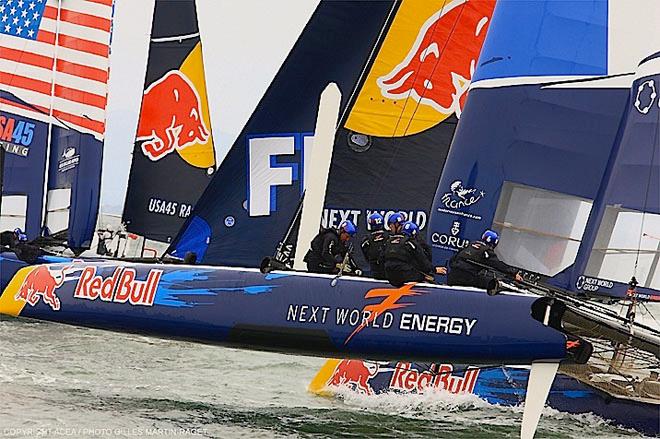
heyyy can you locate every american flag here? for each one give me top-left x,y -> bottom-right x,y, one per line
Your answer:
0,0 -> 113,139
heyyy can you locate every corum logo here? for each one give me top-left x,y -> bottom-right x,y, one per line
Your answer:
440,179 -> 484,210
344,283 -> 421,344
137,70 -> 210,161
450,221 -> 460,236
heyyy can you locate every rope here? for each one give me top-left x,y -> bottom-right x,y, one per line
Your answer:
633,96 -> 660,276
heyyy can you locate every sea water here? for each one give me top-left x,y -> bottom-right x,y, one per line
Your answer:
0,318 -> 649,438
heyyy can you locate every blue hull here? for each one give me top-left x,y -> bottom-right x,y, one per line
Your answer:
319,360 -> 659,436
0,259 -> 567,364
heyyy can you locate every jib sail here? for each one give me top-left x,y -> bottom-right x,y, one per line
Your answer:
122,0 -> 216,244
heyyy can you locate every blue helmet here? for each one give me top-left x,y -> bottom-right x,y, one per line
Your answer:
339,220 -> 357,236
387,212 -> 404,228
401,221 -> 419,237
482,229 -> 499,247
397,211 -> 408,221
13,228 -> 28,242
367,212 -> 384,230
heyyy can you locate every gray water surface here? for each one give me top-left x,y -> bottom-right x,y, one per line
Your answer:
0,318 -> 646,438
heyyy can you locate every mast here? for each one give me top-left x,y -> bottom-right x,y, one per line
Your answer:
41,0 -> 62,235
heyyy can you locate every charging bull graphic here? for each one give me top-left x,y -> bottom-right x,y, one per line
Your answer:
14,265 -> 73,311
377,0 -> 496,117
137,70 -> 210,161
329,360 -> 379,395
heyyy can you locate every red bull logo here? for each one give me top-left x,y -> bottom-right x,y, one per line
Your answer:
377,0 -> 495,117
74,266 -> 161,307
14,265 -> 73,311
329,360 -> 379,395
390,362 -> 479,394
137,70 -> 210,161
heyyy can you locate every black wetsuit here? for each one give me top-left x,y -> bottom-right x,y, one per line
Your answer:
361,230 -> 388,280
382,233 -> 434,287
304,228 -> 347,274
447,240 -> 518,289
0,231 -> 42,264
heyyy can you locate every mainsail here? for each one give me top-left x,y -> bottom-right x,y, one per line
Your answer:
171,0 -> 496,268
170,1 -> 398,264
323,0 -> 495,268
121,0 -> 216,244
429,0 -> 660,299
0,0 -> 113,250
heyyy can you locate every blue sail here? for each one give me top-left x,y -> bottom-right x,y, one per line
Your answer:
0,95 -> 49,239
46,126 -> 103,250
170,1 -> 397,265
571,52 -> 660,297
428,0 -> 660,299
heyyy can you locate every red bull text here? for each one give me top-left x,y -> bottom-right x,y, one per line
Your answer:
136,70 -> 210,161
389,362 -> 479,394
74,267 -> 161,307
377,0 -> 495,116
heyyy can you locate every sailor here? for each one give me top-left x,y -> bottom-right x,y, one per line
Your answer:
0,228 -> 42,264
382,220 -> 437,287
447,229 -> 522,289
360,213 -> 388,279
304,220 -> 357,274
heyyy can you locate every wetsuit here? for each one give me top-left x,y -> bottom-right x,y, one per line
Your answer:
360,230 -> 388,280
447,240 -> 518,289
382,233 -> 434,287
304,228 -> 347,274
0,230 -> 42,264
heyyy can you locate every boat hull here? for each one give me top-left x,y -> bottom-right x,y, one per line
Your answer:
0,260 -> 568,364
310,360 -> 660,436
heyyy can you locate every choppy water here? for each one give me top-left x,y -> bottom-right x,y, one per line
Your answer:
0,317 -> 648,438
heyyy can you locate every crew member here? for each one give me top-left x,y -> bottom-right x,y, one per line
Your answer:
382,221 -> 437,287
361,213 -> 388,279
304,220 -> 357,274
0,228 -> 42,264
447,229 -> 522,289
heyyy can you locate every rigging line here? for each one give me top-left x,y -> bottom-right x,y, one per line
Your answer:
400,1 -> 469,136
337,1 -> 399,126
640,302 -> 660,327
394,0 -> 467,137
633,93 -> 660,277
389,1 -> 448,137
368,0 -> 458,197
373,1 -> 465,196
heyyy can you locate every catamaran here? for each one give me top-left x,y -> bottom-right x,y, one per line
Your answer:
1,1 -> 658,437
